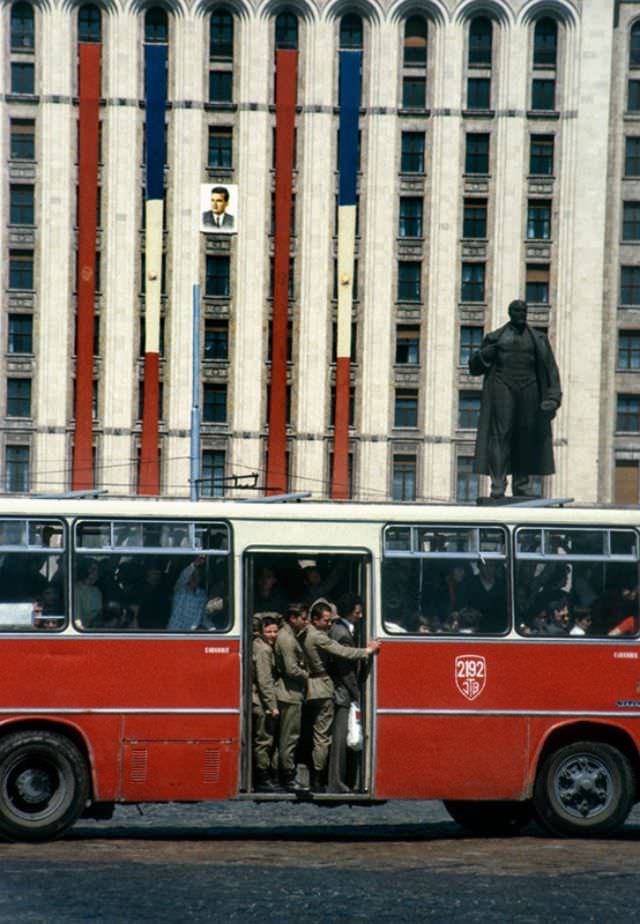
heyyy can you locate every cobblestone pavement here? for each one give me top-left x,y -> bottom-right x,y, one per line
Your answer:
2,803 -> 640,922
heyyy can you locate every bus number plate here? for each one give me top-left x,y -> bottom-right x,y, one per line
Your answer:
455,655 -> 486,701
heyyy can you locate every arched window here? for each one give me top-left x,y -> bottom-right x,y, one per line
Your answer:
145,7 -> 168,43
404,16 -> 427,66
210,10 -> 233,59
340,13 -> 363,50
468,17 -> 492,67
78,4 -> 102,43
533,17 -> 557,67
11,2 -> 34,50
630,21 -> 640,68
275,12 -> 298,50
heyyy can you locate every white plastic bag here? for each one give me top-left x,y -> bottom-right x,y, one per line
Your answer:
346,702 -> 363,751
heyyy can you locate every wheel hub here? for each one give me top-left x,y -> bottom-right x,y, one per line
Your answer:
15,767 -> 55,806
555,755 -> 611,819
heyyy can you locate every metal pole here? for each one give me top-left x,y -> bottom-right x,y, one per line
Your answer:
190,284 -> 201,502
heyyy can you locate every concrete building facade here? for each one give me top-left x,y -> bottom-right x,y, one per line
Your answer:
0,0 -> 637,502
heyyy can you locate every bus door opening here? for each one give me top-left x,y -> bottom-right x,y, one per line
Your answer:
241,551 -> 373,799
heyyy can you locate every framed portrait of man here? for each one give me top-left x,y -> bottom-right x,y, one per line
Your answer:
200,183 -> 238,234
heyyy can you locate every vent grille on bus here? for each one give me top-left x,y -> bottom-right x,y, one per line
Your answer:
130,749 -> 149,783
204,749 -> 221,783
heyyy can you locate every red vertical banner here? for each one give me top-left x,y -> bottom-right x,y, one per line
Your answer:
266,49 -> 297,495
73,43 -> 101,489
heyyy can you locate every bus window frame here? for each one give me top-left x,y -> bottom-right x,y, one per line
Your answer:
71,516 -> 234,635
514,524 -> 640,640
0,516 -> 68,633
381,522 -> 510,637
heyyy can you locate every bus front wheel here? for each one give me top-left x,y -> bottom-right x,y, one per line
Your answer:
534,741 -> 635,837
443,799 -> 533,836
0,731 -> 90,842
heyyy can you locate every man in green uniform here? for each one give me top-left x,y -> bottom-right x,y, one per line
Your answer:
274,603 -> 309,791
252,615 -> 281,793
302,601 -> 380,793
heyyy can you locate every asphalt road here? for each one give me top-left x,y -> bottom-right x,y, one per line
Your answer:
2,801 -> 640,923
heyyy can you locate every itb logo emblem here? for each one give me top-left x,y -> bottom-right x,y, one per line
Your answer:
455,655 -> 486,701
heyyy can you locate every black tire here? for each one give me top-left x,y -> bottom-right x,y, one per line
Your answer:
534,741 -> 635,837
444,799 -> 533,836
0,731 -> 90,842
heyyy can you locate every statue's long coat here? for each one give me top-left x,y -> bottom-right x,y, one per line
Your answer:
469,324 -> 562,476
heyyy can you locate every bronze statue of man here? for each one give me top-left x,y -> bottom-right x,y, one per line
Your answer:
468,299 -> 562,499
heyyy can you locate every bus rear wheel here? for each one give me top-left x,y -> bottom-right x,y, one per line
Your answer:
443,799 -> 533,836
534,741 -> 635,837
0,731 -> 90,842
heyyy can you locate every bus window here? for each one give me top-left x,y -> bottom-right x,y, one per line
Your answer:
381,524 -> 509,635
515,527 -> 640,638
0,518 -> 66,632
72,519 -> 232,632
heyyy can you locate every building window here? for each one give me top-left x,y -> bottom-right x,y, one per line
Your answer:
617,394 -> 640,432
209,71 -> 232,103
456,456 -> 479,502
205,255 -> 230,297
618,332 -> 640,370
465,133 -> 489,174
623,202 -> 640,241
7,378 -> 32,418
397,261 -> 422,302
531,79 -> 555,111
394,390 -> 418,428
631,21 -> 640,67
275,12 -> 298,50
402,77 -> 426,109
11,62 -> 35,94
9,251 -> 34,289
401,131 -> 425,173
626,137 -> 640,177
203,384 -> 227,423
11,1 -> 34,49
204,320 -> 229,360
533,17 -> 557,67
340,13 -> 363,50
78,4 -> 102,42
392,456 -> 417,501
145,7 -> 168,43
526,264 -> 550,304
8,315 -> 33,353
468,16 -> 492,66
530,134 -> 554,175
208,127 -> 232,168
10,119 -> 35,160
210,10 -> 233,59
5,445 -> 30,493
459,326 -> 483,366
395,326 -> 420,364
399,197 -> 423,238
467,78 -> 490,110
461,262 -> 485,302
10,185 -> 34,225
463,198 -> 487,238
404,15 -> 427,65
201,449 -> 226,497
458,391 -> 480,429
629,80 -> 640,113
527,199 -> 551,240
621,266 -> 640,306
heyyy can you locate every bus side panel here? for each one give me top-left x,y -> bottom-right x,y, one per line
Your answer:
0,638 -> 241,803
376,715 -> 528,800
375,640 -> 529,800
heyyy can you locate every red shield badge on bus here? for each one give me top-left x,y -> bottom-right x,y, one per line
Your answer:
455,655 -> 486,701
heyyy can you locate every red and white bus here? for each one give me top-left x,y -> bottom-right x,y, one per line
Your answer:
0,495 -> 639,841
